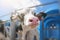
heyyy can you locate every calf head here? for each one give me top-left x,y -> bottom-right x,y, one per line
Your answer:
18,8 -> 40,29
11,8 -> 47,30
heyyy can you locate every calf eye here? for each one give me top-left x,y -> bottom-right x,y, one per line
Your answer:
34,13 -> 36,16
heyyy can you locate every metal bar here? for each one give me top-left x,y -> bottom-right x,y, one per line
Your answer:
0,1 -> 58,18
58,0 -> 60,14
16,1 -> 58,11
41,17 -> 45,40
44,28 -> 60,30
10,21 -> 16,40
46,14 -> 60,17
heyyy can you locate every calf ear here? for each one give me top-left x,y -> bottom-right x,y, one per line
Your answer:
36,12 -> 47,20
36,14 -> 42,20
40,12 -> 47,18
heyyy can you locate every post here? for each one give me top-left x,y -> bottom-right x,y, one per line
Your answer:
10,21 -> 16,40
58,0 -> 60,14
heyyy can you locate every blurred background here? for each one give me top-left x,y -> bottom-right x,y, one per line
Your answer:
0,0 -> 60,40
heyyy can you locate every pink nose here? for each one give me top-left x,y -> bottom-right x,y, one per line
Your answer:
29,17 -> 39,24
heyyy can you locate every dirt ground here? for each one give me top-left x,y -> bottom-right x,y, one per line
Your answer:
0,32 -> 5,40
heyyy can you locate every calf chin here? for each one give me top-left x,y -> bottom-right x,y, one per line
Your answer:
30,26 -> 37,29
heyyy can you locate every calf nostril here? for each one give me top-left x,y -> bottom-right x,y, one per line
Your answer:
29,19 -> 33,22
36,19 -> 39,21
37,20 -> 38,21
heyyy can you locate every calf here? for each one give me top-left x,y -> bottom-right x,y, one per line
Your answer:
11,8 -> 46,40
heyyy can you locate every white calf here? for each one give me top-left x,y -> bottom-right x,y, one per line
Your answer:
11,8 -> 41,40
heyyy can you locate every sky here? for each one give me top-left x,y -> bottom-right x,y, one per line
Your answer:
0,0 -> 59,20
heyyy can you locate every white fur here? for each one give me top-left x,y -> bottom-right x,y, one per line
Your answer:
11,8 -> 40,40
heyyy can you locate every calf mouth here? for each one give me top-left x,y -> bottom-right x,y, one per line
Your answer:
30,25 -> 37,29
29,23 -> 39,29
